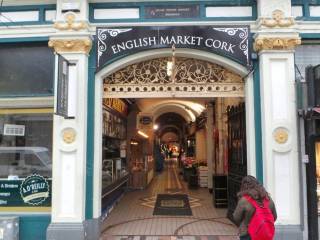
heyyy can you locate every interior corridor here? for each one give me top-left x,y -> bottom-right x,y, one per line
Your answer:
100,160 -> 237,240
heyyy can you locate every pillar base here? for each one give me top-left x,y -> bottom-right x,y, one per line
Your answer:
275,225 -> 303,240
47,219 -> 100,240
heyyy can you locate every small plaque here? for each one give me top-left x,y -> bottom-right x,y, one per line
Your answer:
145,5 -> 200,19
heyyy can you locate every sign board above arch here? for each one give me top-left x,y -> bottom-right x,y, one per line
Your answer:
96,26 -> 251,71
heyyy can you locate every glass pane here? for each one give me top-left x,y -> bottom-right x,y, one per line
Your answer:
0,42 -> 54,96
0,111 -> 53,178
101,107 -> 128,190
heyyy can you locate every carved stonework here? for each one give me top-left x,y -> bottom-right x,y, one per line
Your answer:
254,37 -> 301,52
62,129 -> 76,144
273,128 -> 289,144
48,38 -> 92,54
54,13 -> 88,31
261,10 -> 295,28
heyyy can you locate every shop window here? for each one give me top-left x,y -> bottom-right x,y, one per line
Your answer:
0,109 -> 53,210
102,107 -> 128,188
0,42 -> 54,96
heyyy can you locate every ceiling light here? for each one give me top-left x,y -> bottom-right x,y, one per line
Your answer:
153,124 -> 159,130
138,130 -> 149,138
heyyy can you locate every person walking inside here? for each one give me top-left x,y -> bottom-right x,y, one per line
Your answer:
233,175 -> 277,240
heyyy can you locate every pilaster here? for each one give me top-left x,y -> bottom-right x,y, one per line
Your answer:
256,1 -> 303,238
206,103 -> 214,189
47,0 -> 94,239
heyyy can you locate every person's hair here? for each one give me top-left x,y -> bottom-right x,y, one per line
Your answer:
237,175 -> 269,200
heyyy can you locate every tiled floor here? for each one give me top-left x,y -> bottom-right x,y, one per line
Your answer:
105,236 -> 238,240
101,162 -> 238,239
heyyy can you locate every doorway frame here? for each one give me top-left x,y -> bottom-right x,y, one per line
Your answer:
306,134 -> 320,240
92,48 -> 257,219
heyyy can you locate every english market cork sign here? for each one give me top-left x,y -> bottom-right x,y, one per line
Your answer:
96,26 -> 251,71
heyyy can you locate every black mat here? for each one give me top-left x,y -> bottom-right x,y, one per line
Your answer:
153,194 -> 192,216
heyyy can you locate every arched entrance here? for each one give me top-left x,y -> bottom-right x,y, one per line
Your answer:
93,49 -> 256,237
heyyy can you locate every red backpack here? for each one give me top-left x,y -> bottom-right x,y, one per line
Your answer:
243,195 -> 275,240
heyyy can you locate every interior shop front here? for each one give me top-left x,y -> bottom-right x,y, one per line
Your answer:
100,97 -> 247,236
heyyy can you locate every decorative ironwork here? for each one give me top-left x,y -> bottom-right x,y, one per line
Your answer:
226,103 -> 247,219
103,57 -> 244,96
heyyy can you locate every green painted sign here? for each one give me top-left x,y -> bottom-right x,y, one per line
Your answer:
0,175 -> 51,207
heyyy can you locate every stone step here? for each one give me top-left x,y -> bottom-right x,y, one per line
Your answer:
102,236 -> 238,240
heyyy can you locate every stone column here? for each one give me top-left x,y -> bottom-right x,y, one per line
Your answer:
256,0 -> 302,238
46,1 -> 93,239
206,103 -> 214,190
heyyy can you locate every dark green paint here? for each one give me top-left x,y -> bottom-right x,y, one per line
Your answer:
89,1 -> 256,23
85,45 -> 96,219
0,5 -> 56,26
253,60 -> 263,183
20,215 -> 50,240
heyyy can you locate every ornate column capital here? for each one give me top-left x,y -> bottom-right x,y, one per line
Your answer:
254,37 -> 301,52
48,37 -> 92,54
259,10 -> 295,28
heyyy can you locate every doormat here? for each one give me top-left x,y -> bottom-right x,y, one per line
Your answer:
153,194 -> 192,216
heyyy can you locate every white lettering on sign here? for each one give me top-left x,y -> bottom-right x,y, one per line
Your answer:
110,35 -> 236,55
204,39 -> 236,53
111,37 -> 157,54
159,36 -> 203,45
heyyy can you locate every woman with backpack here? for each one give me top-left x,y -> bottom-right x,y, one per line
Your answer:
233,175 -> 277,240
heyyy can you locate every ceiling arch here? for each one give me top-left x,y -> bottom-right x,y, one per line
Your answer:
136,99 -> 206,123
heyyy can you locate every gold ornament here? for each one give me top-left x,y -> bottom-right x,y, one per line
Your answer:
48,38 -> 92,54
261,10 -> 295,28
62,129 -> 76,144
54,13 -> 88,31
273,128 -> 288,144
254,37 -> 301,52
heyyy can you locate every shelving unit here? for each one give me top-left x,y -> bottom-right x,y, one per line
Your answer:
198,166 -> 208,188
213,175 -> 228,208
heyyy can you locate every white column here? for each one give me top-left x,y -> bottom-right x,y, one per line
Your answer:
259,50 -> 300,225
206,103 -> 214,189
245,74 -> 256,177
51,53 -> 88,222
47,1 -> 94,239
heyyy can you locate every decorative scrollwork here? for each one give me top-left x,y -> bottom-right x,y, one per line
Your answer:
104,57 -> 243,85
213,28 -> 249,65
103,57 -> 244,97
97,28 -> 132,66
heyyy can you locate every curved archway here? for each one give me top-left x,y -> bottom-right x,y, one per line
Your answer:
93,49 -> 256,219
96,48 -> 248,80
152,103 -> 196,122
